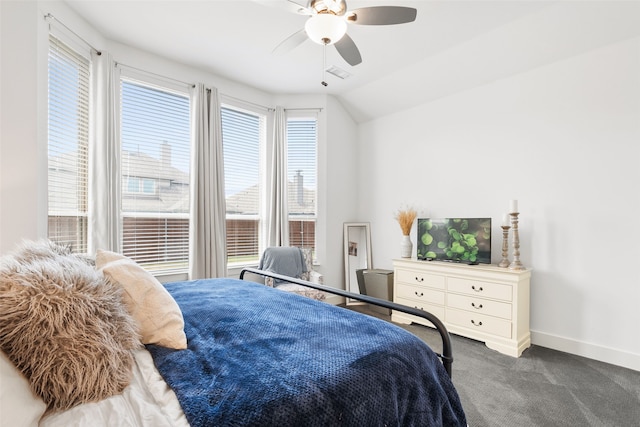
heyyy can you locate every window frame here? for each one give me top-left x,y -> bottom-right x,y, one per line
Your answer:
46,34 -> 91,254
118,71 -> 192,276
220,101 -> 267,268
286,111 -> 318,257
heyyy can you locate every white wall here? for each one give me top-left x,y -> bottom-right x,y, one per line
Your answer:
0,1 -> 47,253
358,36 -> 640,370
320,96 -> 359,290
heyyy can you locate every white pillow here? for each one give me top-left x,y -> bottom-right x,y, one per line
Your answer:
0,351 -> 47,427
96,250 -> 187,350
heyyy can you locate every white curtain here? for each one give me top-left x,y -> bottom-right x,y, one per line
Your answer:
189,84 -> 227,279
88,51 -> 120,254
266,106 -> 289,247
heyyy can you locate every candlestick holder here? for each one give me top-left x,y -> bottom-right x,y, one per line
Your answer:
498,225 -> 510,268
509,212 -> 525,270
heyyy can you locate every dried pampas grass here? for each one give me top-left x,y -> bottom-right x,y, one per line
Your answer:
395,207 -> 417,236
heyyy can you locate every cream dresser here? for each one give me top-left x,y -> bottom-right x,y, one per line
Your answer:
392,258 -> 532,357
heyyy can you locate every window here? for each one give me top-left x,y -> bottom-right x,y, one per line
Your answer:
220,108 -> 317,267
47,35 -> 90,253
120,79 -> 191,274
126,177 -> 157,195
287,116 -> 317,254
47,35 -> 316,272
221,106 -> 265,266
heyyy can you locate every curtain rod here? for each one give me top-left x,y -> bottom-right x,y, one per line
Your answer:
44,13 -> 101,55
221,95 -> 322,113
116,62 -> 195,88
285,107 -> 323,112
222,94 -> 274,112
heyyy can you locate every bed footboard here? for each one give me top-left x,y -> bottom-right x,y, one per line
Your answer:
239,267 -> 454,378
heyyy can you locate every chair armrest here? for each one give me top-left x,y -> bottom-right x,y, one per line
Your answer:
309,270 -> 323,285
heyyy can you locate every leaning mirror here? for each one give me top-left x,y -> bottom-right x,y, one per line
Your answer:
343,222 -> 372,304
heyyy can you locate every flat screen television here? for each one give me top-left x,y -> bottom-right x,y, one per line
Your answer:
417,218 -> 492,265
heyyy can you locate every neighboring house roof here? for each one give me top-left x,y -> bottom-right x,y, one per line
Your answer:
121,150 -> 189,186
225,184 -> 258,215
121,150 -> 189,214
48,151 -> 87,214
226,179 -> 316,216
49,149 -> 190,214
49,150 -> 316,216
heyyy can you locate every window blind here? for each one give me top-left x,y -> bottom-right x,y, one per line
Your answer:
47,35 -> 90,253
221,106 -> 265,265
120,79 -> 191,274
287,116 -> 317,251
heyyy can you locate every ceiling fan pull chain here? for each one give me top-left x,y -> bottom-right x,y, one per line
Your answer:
321,41 -> 328,87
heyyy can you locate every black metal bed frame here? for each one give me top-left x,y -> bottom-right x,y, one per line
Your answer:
239,267 -> 454,378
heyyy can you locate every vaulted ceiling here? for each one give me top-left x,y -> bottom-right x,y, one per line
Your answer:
65,0 -> 640,122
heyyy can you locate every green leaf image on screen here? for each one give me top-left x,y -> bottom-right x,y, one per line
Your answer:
417,218 -> 492,264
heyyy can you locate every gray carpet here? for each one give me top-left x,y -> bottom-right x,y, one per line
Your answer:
347,305 -> 640,426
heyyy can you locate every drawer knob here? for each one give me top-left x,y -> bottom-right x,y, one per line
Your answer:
471,320 -> 483,327
415,291 -> 424,297
471,285 -> 484,292
415,276 -> 424,283
471,302 -> 483,309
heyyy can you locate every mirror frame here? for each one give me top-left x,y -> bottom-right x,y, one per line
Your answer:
343,222 -> 372,304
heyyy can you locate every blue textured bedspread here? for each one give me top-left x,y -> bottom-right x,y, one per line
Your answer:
147,279 -> 466,427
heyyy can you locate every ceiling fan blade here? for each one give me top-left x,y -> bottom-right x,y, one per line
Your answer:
272,29 -> 308,55
347,6 -> 417,25
252,0 -> 312,15
334,33 -> 362,66
285,0 -> 313,15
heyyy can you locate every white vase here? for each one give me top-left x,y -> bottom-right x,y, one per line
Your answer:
400,235 -> 413,258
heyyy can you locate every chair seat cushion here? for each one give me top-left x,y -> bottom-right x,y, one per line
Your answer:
274,283 -> 326,301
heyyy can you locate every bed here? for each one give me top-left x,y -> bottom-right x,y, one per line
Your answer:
0,241 -> 466,427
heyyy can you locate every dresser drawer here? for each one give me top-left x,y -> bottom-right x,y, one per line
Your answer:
447,293 -> 512,320
395,297 -> 445,324
396,268 -> 445,290
396,284 -> 445,305
446,308 -> 512,339
448,277 -> 512,302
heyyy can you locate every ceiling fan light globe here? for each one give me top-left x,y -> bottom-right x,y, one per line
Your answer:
304,14 -> 347,45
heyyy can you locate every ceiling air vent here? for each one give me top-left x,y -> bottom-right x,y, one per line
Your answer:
325,65 -> 351,80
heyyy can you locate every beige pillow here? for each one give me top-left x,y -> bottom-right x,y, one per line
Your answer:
96,250 -> 187,350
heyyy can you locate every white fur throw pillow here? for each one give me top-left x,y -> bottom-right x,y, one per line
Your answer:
96,250 -> 187,350
0,240 -> 140,412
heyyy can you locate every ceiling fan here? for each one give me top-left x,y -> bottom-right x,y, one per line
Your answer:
268,0 -> 417,67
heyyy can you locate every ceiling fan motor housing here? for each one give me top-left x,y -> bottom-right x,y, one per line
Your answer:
310,0 -> 347,16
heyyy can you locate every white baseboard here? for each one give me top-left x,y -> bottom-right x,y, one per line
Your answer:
531,330 -> 640,372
